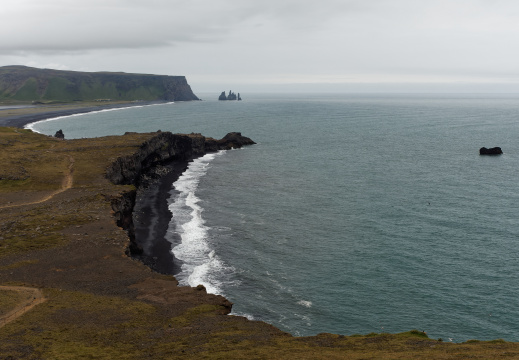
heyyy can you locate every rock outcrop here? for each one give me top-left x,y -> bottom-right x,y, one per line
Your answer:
107,131 -> 255,186
205,132 -> 255,151
106,132 -> 203,186
480,147 -> 503,155
227,91 -> 237,100
218,90 -> 242,101
110,189 -> 140,254
54,129 -> 64,139
106,131 -> 255,257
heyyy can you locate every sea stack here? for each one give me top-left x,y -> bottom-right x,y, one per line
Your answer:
218,90 -> 241,101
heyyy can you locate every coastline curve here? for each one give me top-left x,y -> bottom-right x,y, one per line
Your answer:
106,131 -> 255,276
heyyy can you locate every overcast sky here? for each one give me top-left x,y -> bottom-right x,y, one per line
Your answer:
3,0 -> 519,93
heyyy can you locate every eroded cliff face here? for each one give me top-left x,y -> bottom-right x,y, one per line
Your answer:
106,132 -> 202,186
163,77 -> 199,101
106,131 -> 255,186
107,131 -> 255,257
0,65 -> 200,102
110,189 -> 139,254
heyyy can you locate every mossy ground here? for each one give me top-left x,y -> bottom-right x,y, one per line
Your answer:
0,290 -> 25,317
1,126 -> 519,359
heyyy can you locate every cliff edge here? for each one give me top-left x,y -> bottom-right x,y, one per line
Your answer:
1,128 -> 517,359
106,131 -> 255,259
0,66 -> 199,102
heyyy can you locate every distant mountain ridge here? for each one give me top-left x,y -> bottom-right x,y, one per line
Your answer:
0,66 -> 199,102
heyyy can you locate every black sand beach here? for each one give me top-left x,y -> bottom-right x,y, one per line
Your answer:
0,101 -> 165,128
132,161 -> 189,275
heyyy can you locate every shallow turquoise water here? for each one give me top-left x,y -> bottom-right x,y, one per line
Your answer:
30,93 -> 519,341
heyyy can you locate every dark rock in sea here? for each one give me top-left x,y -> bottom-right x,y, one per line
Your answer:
205,132 -> 256,151
218,90 -> 241,101
480,147 -> 503,155
54,129 -> 64,139
227,90 -> 237,100
220,132 -> 255,147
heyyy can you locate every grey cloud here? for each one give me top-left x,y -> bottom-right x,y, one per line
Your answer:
1,0 -> 367,54
2,1 -> 237,53
3,0 -> 519,90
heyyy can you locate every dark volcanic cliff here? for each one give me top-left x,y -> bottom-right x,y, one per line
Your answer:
0,65 -> 199,102
106,132 -> 254,186
106,131 -> 255,261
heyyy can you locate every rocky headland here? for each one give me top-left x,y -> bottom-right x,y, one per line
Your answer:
106,131 -> 255,272
1,115 -> 519,358
0,66 -> 199,103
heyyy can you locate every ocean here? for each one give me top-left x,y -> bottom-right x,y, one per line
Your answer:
28,93 -> 519,342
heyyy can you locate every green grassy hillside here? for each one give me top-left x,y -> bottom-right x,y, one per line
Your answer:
0,66 -> 199,103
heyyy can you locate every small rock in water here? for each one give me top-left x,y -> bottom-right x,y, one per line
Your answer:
479,147 -> 502,155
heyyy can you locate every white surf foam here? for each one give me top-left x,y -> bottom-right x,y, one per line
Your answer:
168,151 -> 232,294
297,300 -> 313,308
230,311 -> 255,321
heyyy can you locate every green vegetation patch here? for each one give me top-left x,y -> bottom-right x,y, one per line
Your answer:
0,289 -> 160,359
0,289 -> 25,317
0,130 -> 67,192
170,304 -> 223,328
79,79 -> 117,100
396,329 -> 430,339
0,259 -> 39,271
42,77 -> 79,102
488,339 -> 507,344
11,78 -> 39,101
0,178 -> 32,190
0,205 -> 90,257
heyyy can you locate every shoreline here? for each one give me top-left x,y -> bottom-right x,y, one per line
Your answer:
0,100 -> 167,129
1,126 -> 517,357
111,132 -> 257,281
0,102 -> 230,280
0,101 -> 187,274
132,160 -> 189,275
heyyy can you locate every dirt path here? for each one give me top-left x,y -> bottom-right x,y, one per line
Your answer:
0,286 -> 46,328
0,155 -> 74,209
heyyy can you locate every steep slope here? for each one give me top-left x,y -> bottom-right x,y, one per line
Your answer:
0,66 -> 199,102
